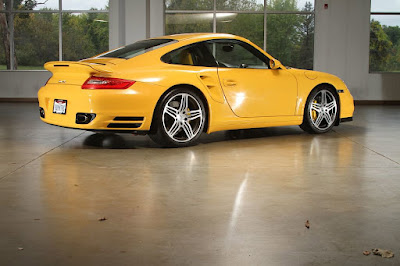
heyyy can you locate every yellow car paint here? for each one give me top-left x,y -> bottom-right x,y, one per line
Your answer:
38,33 -> 354,134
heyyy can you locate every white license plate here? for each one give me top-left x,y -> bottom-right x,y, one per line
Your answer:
53,99 -> 67,114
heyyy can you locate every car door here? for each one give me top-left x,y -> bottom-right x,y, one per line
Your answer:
206,40 -> 298,118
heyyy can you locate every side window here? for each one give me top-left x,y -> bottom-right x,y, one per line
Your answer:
161,43 -> 217,67
163,47 -> 195,65
205,41 -> 269,69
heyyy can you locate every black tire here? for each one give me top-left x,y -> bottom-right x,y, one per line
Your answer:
149,88 -> 206,147
300,86 -> 339,134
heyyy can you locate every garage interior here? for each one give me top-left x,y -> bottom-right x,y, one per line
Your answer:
1,0 -> 400,265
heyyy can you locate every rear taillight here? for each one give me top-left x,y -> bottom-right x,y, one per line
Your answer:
82,77 -> 135,90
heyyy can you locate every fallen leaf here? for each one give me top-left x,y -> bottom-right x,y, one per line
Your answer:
305,220 -> 310,229
98,217 -> 107,221
18,247 -> 24,251
363,250 -> 370,256
372,248 -> 394,258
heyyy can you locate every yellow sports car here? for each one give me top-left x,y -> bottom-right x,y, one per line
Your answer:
38,33 -> 354,147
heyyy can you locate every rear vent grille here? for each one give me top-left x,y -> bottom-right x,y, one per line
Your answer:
107,123 -> 141,129
113,116 -> 144,121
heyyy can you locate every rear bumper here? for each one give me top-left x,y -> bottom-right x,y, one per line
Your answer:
38,81 -> 167,131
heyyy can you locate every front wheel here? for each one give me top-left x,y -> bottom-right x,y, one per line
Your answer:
300,87 -> 339,134
149,88 -> 206,147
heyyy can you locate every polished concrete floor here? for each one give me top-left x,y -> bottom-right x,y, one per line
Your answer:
0,103 -> 399,265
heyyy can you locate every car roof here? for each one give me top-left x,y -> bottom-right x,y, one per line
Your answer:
157,33 -> 238,41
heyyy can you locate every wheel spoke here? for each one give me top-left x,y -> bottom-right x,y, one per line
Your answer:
167,120 -> 181,137
314,112 -> 325,127
324,111 -> 333,125
187,109 -> 202,121
311,102 -> 322,112
164,105 -> 178,119
179,94 -> 189,112
325,101 -> 336,111
181,121 -> 194,139
321,90 -> 327,105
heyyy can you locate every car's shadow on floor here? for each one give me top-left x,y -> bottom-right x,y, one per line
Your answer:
82,126 -> 310,149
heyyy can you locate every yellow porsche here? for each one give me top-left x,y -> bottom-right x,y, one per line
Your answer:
38,33 -> 354,147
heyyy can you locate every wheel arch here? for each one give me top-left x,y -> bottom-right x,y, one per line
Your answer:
150,83 -> 211,133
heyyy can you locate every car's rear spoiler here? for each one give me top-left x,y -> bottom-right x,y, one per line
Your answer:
44,61 -> 114,75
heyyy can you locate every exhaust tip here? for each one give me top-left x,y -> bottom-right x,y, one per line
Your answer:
76,113 -> 96,124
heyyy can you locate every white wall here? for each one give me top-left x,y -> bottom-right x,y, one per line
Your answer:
1,0 -> 399,101
0,71 -> 51,98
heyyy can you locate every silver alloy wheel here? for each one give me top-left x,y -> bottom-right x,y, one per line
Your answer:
309,89 -> 337,130
162,93 -> 204,143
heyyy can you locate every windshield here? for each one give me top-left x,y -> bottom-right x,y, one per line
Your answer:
98,39 -> 175,59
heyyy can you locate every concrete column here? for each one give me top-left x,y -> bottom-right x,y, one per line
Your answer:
109,0 -> 164,49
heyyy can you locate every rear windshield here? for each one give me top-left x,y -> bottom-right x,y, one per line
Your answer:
98,39 -> 175,59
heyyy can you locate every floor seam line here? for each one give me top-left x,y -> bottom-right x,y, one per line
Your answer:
333,130 -> 400,166
0,132 -> 86,182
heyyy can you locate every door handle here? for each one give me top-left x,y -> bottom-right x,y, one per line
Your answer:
223,79 -> 237,86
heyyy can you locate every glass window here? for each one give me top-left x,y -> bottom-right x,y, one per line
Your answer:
62,13 -> 109,61
0,12 -> 9,70
165,0 -> 213,10
164,1 -> 315,70
370,0 -> 400,72
163,47 -> 196,65
13,0 -> 57,10
216,13 -> 264,49
371,0 -> 400,12
101,39 -> 174,59
267,14 -> 314,69
265,0 -> 314,11
216,0 -> 263,11
62,0 -> 109,10
32,0 -> 59,10
296,0 -> 314,11
165,13 -> 213,35
161,43 -> 217,67
0,0 -> 109,71
370,15 -> 400,72
208,41 -> 268,68
14,13 -> 59,70
267,0 -> 297,11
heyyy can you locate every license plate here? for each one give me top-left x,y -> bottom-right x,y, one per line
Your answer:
53,99 -> 67,114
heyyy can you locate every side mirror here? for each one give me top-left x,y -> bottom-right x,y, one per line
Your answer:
269,59 -> 282,70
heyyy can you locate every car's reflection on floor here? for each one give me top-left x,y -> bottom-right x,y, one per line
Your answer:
82,126 -> 306,149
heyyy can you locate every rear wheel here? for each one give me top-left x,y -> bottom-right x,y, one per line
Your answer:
149,88 -> 206,147
300,87 -> 338,134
